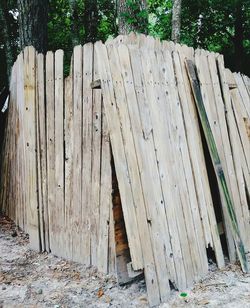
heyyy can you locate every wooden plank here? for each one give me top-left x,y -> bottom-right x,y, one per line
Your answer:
195,50 -> 236,262
234,73 -> 250,119
115,43 -> 172,298
186,59 -> 249,273
175,46 -> 224,269
95,41 -> 161,306
23,46 -> 40,251
45,51 -> 55,252
36,53 -> 44,252
54,49 -> 65,256
94,46 -> 111,273
163,48 -> 208,278
82,43 -> 94,266
135,41 -> 187,289
72,45 -> 83,263
64,73 -> 74,260
97,105 -> 112,273
95,42 -> 144,271
16,54 -> 26,232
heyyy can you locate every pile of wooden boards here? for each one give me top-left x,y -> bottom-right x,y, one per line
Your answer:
0,34 -> 249,306
96,33 -> 250,305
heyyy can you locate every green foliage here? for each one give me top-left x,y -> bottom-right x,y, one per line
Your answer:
148,0 -> 172,39
121,0 -> 149,33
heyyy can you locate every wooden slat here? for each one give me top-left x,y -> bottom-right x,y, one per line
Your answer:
95,42 -> 161,305
82,43 -> 93,266
116,43 -> 172,298
72,45 -> 83,263
194,50 -> 236,262
54,49 -> 65,256
23,47 -> 40,251
174,46 -> 224,269
64,73 -> 73,260
46,51 -> 55,252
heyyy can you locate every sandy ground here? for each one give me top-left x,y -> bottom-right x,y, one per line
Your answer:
0,216 -> 249,308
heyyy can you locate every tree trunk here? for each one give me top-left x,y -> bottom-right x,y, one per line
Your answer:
17,0 -> 48,53
234,1 -> 244,72
171,0 -> 182,43
84,0 -> 99,43
69,0 -> 82,46
0,2 -> 15,80
117,0 -> 148,35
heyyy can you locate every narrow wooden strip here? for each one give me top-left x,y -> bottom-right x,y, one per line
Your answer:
64,73 -> 73,260
72,45 -> 83,263
54,49 -> 65,257
23,46 -> 40,251
45,51 -> 55,252
82,43 -> 94,266
36,53 -> 44,252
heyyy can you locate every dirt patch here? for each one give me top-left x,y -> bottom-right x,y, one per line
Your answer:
0,216 -> 249,307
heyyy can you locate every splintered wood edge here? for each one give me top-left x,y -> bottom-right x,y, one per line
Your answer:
91,79 -> 101,89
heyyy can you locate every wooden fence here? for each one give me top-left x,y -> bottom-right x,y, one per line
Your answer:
0,44 -> 116,274
0,34 -> 249,306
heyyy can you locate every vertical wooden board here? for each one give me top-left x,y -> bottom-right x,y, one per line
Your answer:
12,62 -> 18,226
97,102 -> 111,273
234,73 -> 250,119
173,50 -> 212,248
128,45 -> 184,287
92,47 -> 110,273
36,53 -> 44,252
23,46 -> 40,251
207,54 -> 247,251
64,73 -> 74,260
114,43 -> 172,299
195,51 -> 236,262
15,55 -> 25,231
175,47 -> 224,269
72,45 -> 83,263
54,50 -> 65,257
159,47 -> 206,280
95,42 -> 144,271
108,148 -> 116,275
82,43 -> 93,266
128,44 -> 181,288
95,42 -> 161,306
46,51 -> 55,252
37,53 -> 49,252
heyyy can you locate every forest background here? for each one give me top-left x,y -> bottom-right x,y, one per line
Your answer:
0,0 -> 249,91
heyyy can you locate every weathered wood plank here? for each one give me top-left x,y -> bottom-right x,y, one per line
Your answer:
72,45 -> 83,263
23,47 -> 40,251
82,43 -> 94,266
46,51 -> 55,252
64,73 -> 74,260
54,49 -> 65,256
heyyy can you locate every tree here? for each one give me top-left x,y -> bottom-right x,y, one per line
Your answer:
117,0 -> 148,34
0,0 -> 18,81
171,0 -> 182,42
84,0 -> 99,42
17,0 -> 48,53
